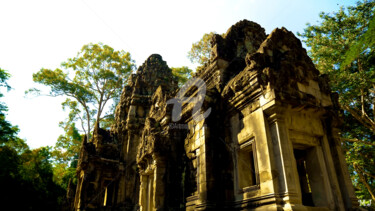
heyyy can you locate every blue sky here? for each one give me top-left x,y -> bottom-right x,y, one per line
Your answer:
0,0 -> 358,148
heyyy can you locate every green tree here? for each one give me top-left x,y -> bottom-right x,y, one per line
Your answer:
28,43 -> 136,140
0,67 -> 64,210
19,146 -> 65,210
298,0 -> 375,202
53,122 -> 82,164
343,15 -> 375,67
0,145 -> 66,211
188,32 -> 216,67
171,66 -> 193,87
0,68 -> 19,144
51,122 -> 82,189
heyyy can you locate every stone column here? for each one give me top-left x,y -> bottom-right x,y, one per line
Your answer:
320,134 -> 345,210
74,175 -> 83,211
329,128 -> 360,209
75,171 -> 87,211
193,121 -> 208,208
305,146 -> 335,208
139,174 -> 147,211
266,109 -> 302,207
116,166 -> 126,207
123,131 -> 140,208
154,157 -> 166,211
196,145 -> 207,206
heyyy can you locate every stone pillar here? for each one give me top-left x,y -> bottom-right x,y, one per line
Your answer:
139,168 -> 156,211
74,175 -> 83,211
75,171 -> 87,211
139,174 -> 147,211
320,134 -> 346,210
116,166 -> 126,206
123,131 -> 140,208
329,128 -> 360,209
305,146 -> 335,208
266,109 -> 302,207
190,121 -> 209,208
154,157 -> 166,211
196,146 -> 207,207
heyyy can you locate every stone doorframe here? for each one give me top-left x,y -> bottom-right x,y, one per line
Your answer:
139,156 -> 167,211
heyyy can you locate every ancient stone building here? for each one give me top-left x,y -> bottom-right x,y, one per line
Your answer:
73,20 -> 361,210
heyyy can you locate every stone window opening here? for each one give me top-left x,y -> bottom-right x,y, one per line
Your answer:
237,139 -> 259,192
294,149 -> 314,207
293,145 -> 333,208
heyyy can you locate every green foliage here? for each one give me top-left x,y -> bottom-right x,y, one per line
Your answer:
100,112 -> 115,129
5,137 -> 29,154
0,134 -> 65,210
0,68 -> 11,91
28,43 -> 136,140
0,67 -> 65,210
343,11 -> 375,67
1,146 -> 65,211
0,68 -> 19,144
299,0 -> 375,202
53,162 -> 77,190
51,122 -> 81,189
187,32 -> 216,67
53,122 -> 82,163
0,145 -> 20,180
171,66 -> 193,87
27,43 -> 136,198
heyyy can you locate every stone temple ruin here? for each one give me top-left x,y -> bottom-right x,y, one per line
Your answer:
71,20 -> 361,210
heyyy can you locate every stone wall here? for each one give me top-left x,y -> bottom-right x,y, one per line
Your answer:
73,20 -> 360,211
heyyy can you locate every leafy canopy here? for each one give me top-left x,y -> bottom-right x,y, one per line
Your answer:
299,0 -> 375,202
0,68 -> 64,210
187,32 -> 216,67
0,68 -> 19,144
28,43 -> 135,194
28,43 -> 136,140
171,66 -> 193,87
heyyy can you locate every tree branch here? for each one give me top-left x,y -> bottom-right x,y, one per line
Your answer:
360,167 -> 375,180
77,113 -> 87,136
353,164 -> 375,201
360,89 -> 365,116
340,137 -> 375,146
343,105 -> 375,132
98,114 -> 113,121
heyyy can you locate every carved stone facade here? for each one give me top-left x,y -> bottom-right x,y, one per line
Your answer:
73,20 -> 360,210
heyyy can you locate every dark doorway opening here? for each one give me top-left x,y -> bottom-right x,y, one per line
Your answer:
294,149 -> 314,207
